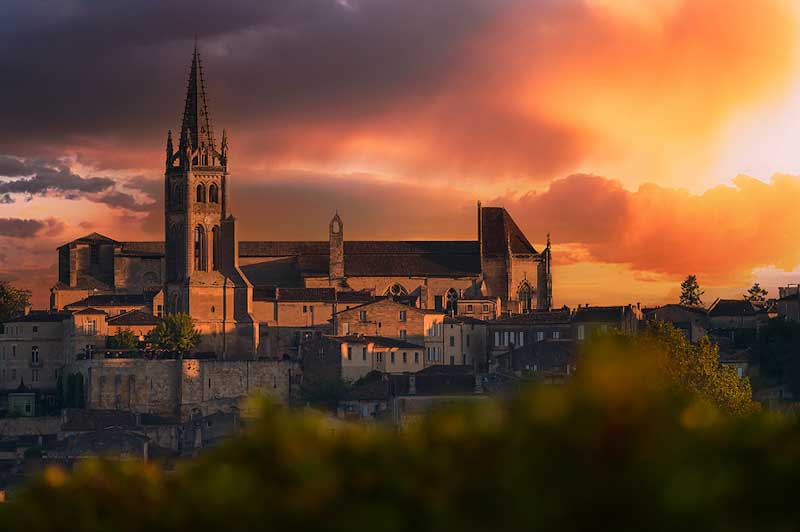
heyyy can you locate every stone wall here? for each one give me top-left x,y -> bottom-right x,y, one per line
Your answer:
68,358 -> 298,421
0,416 -> 61,436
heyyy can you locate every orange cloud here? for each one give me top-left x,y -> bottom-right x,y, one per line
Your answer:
507,173 -> 800,285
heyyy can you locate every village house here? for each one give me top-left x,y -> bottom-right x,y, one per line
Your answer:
643,304 -> 709,343
571,305 -> 642,341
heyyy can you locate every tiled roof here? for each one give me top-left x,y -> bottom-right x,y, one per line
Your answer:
644,304 -> 708,317
107,310 -> 160,326
57,232 -> 118,249
72,307 -> 107,315
65,293 -> 150,308
445,315 -> 487,325
277,287 -> 337,302
572,306 -> 627,323
493,310 -> 571,325
336,290 -> 375,303
52,277 -> 113,291
119,241 -> 164,256
708,299 -> 757,317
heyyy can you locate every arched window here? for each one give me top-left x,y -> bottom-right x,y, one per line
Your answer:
212,226 -> 220,271
209,184 -> 219,203
31,346 -> 39,364
196,184 -> 206,203
445,288 -> 459,315
518,281 -> 533,313
194,225 -> 207,271
384,283 -> 407,297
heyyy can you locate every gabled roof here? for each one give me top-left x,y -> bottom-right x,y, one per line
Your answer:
481,207 -> 537,256
72,307 -> 107,315
58,232 -> 118,249
107,310 -> 160,326
708,299 -> 757,317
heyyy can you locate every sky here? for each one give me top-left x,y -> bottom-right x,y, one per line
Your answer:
1,0 -> 800,308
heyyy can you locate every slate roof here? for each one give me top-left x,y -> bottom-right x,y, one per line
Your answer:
481,207 -> 538,256
107,310 -> 160,326
708,299 -> 757,317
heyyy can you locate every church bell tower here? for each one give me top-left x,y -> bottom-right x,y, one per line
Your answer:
163,44 -> 255,357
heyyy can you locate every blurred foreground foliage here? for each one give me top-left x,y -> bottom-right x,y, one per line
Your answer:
3,324 -> 795,532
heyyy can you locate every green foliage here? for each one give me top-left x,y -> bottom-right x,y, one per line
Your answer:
107,328 -> 139,350
301,378 -> 351,410
149,313 -> 201,354
353,370 -> 383,387
0,280 -> 31,323
755,319 -> 800,393
636,321 -> 757,415
744,282 -> 768,303
679,274 -> 704,306
0,325 -> 774,530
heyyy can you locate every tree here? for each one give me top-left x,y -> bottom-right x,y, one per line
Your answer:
638,320 -> 757,415
679,274 -> 704,307
744,282 -> 768,303
0,280 -> 31,322
149,313 -> 201,354
107,328 -> 139,350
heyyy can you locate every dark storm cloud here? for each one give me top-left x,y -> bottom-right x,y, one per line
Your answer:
0,156 -> 114,196
0,155 -> 155,210
0,218 -> 64,238
0,0 -> 509,152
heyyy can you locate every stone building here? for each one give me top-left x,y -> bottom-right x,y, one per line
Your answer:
49,46 -> 554,359
0,311 -> 69,400
442,316 -> 488,367
571,305 -> 642,341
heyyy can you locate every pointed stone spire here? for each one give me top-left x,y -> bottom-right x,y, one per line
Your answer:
179,43 -> 216,155
165,130 -> 173,169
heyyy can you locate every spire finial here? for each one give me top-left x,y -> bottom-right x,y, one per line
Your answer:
546,233 -> 551,248
180,43 -> 216,156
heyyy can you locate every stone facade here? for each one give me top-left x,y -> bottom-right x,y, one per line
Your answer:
48,46 -> 554,360
66,358 -> 297,421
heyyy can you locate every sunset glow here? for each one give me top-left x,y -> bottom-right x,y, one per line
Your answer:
2,0 -> 800,307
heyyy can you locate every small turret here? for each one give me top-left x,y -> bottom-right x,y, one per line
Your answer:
220,129 -> 228,167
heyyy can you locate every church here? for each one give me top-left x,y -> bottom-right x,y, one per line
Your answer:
50,47 -> 553,358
